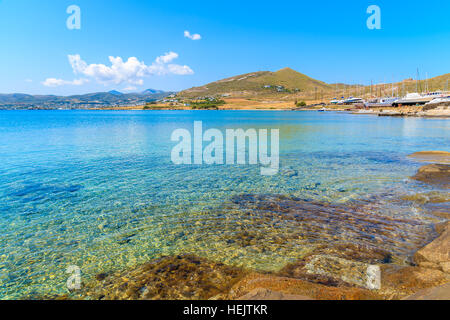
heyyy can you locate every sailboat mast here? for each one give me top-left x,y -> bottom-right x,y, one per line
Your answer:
416,68 -> 422,93
392,76 -> 394,97
416,69 -> 419,92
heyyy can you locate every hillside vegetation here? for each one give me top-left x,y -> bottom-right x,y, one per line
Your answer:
179,68 -> 331,99
178,68 -> 450,101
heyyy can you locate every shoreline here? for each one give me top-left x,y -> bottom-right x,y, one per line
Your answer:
2,100 -> 450,118
3,108 -> 449,118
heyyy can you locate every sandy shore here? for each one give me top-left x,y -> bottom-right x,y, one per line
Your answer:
352,106 -> 450,118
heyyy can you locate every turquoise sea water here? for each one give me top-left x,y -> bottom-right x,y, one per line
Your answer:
0,110 -> 448,299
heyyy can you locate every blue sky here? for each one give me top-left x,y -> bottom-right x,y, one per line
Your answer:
0,0 -> 449,95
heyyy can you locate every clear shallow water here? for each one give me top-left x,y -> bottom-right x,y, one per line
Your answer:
0,110 -> 448,299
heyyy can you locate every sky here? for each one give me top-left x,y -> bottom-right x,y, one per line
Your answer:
0,0 -> 449,95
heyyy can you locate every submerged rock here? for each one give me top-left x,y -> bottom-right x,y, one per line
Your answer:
278,243 -> 391,289
400,191 -> 450,204
408,151 -> 450,164
411,164 -> 450,188
80,254 -> 246,300
226,194 -> 434,265
303,255 -> 381,290
280,168 -> 298,177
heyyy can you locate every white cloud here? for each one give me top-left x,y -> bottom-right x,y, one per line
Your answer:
42,78 -> 89,87
43,52 -> 194,87
68,52 -> 193,85
25,79 -> 33,83
123,86 -> 137,92
184,30 -> 202,40
155,52 -> 179,64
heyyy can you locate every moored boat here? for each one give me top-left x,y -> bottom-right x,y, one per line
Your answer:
343,97 -> 365,104
366,97 -> 399,108
393,92 -> 447,106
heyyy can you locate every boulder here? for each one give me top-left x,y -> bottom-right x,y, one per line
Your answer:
227,273 -> 382,300
411,164 -> 450,188
403,283 -> 450,300
303,255 -> 381,290
414,222 -> 450,272
380,265 -> 449,299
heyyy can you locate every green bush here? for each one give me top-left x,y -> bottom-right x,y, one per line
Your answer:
190,99 -> 225,110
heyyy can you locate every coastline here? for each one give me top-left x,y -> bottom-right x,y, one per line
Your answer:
86,100 -> 450,118
4,97 -> 450,118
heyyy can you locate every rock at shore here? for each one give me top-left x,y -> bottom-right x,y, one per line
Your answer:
414,221 -> 450,273
237,288 -> 313,300
225,273 -> 382,300
303,255 -> 381,290
408,151 -> 450,164
411,163 -> 450,188
403,283 -> 450,300
380,265 -> 449,299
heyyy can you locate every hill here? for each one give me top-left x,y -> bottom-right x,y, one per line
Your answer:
178,68 -> 450,101
0,90 -> 174,110
179,67 -> 331,98
108,90 -> 123,95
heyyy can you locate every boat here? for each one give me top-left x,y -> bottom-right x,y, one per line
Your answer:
343,97 -> 365,105
425,95 -> 450,105
366,97 -> 399,108
393,92 -> 447,106
330,99 -> 339,105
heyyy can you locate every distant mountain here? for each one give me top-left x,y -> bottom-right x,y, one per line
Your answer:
179,67 -> 331,98
0,90 -> 175,110
108,90 -> 123,95
141,89 -> 166,95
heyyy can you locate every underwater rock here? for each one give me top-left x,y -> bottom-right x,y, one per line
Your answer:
301,255 -> 381,290
430,211 -> 450,220
411,164 -> 450,188
400,191 -> 450,204
435,221 -> 449,235
280,168 -> 298,178
226,193 -> 433,265
278,243 -> 392,288
81,254 -> 246,300
10,183 -> 83,198
408,151 -> 450,164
